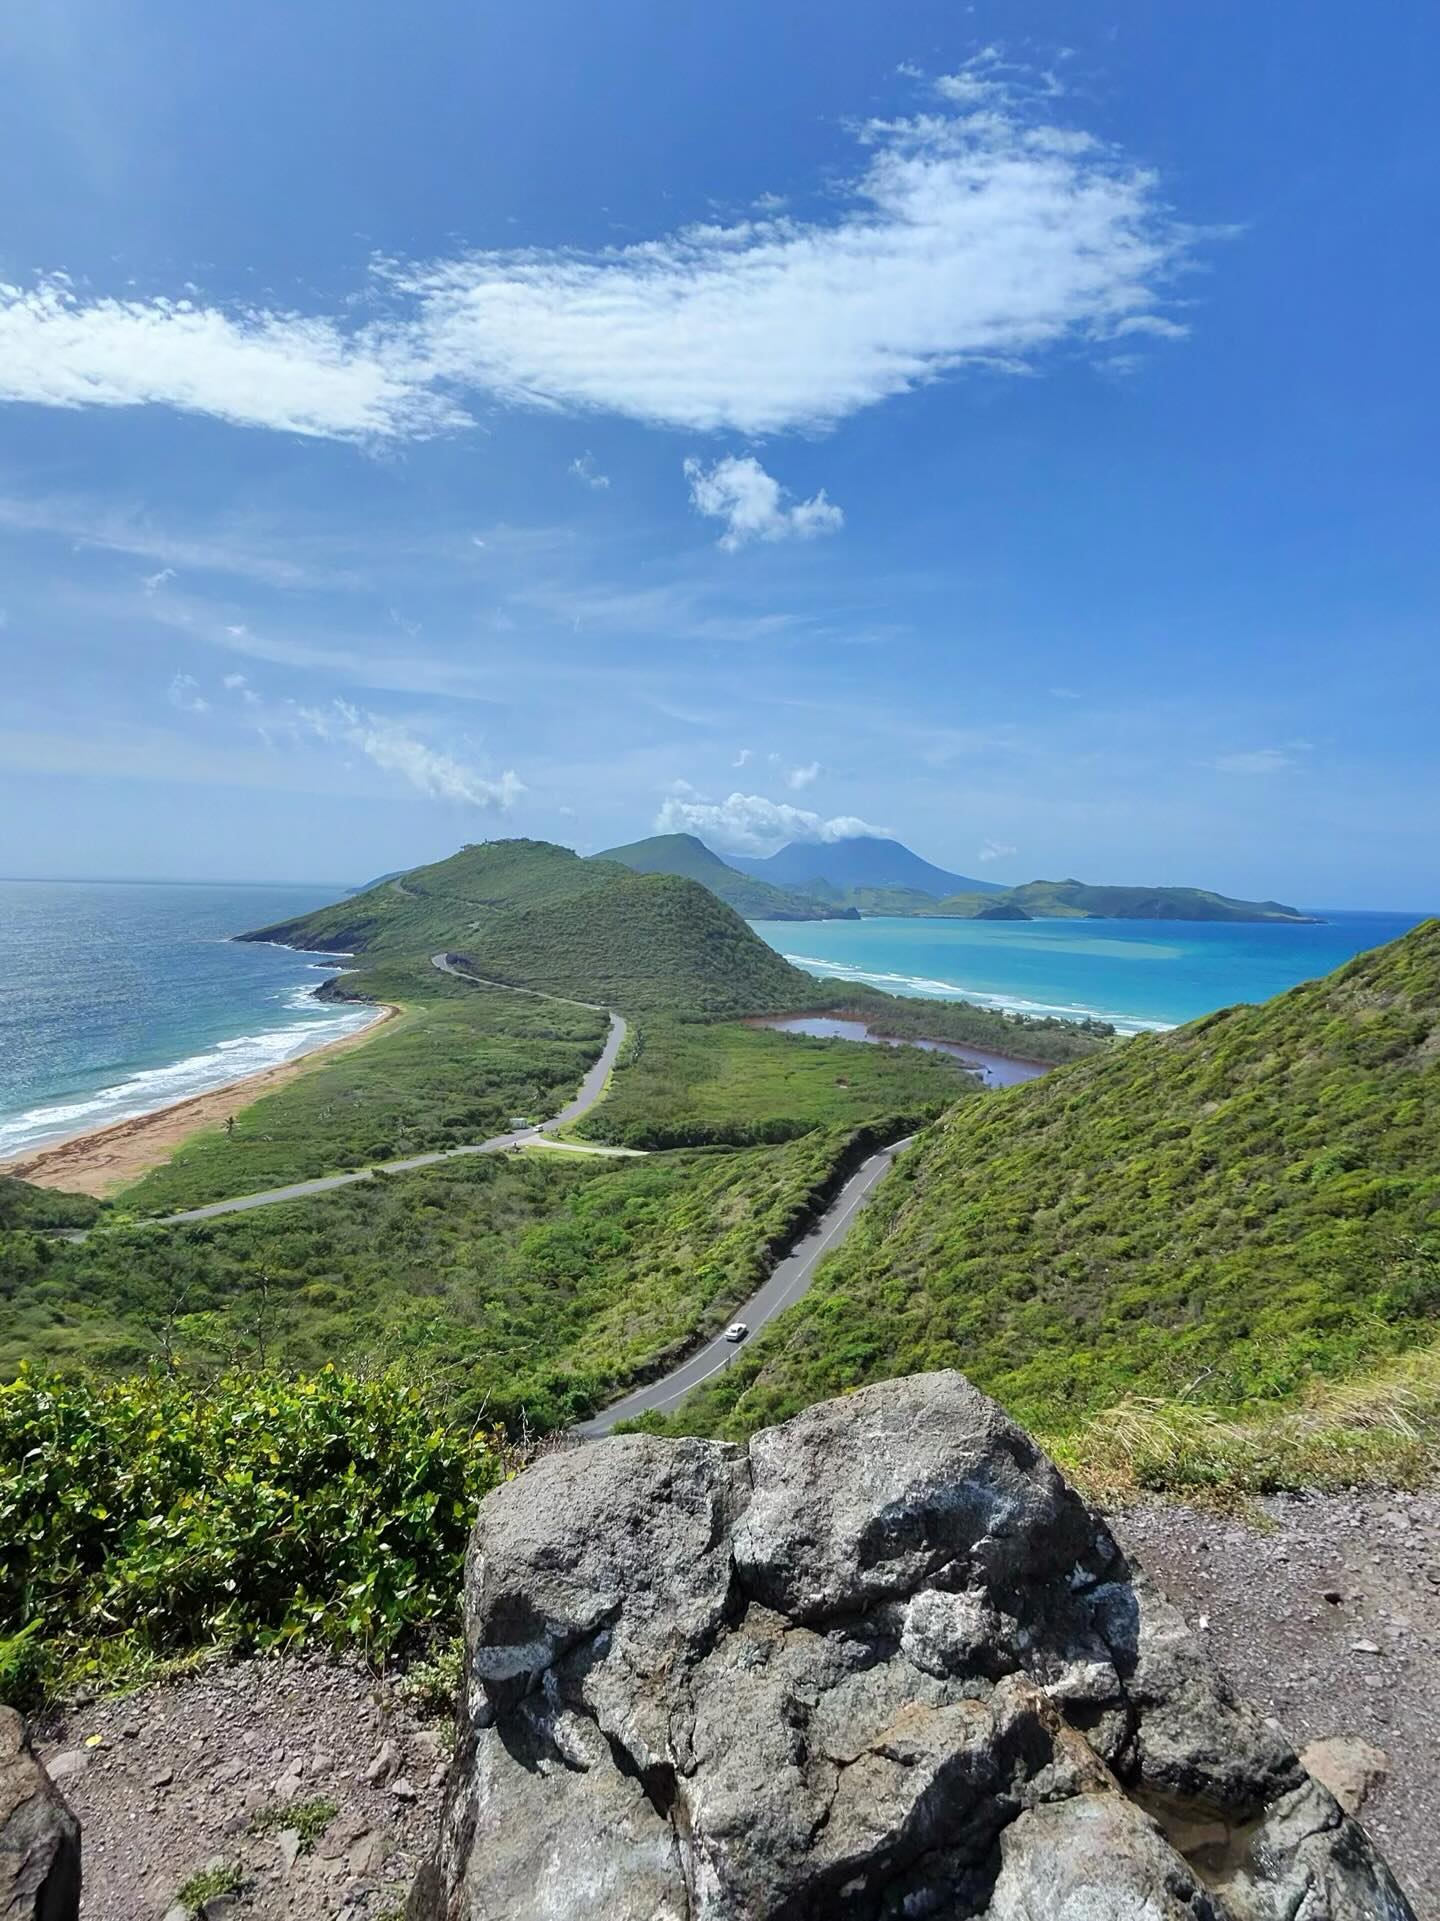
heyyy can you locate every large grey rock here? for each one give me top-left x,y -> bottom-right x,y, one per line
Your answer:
0,1706 -> 80,1920
411,1373 -> 1414,1921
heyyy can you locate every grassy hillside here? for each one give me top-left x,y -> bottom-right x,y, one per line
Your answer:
574,1016 -> 977,1149
246,838 -> 820,1015
448,871 -> 818,1013
2,1129 -> 877,1430
0,1176 -> 103,1231
656,920 -> 1440,1442
596,833 -> 855,922
120,963 -> 607,1211
926,878 -> 1317,923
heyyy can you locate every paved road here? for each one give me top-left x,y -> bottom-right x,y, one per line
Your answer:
133,966 -> 628,1228
575,1134 -> 914,1436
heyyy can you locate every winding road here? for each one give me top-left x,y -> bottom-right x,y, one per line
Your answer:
575,1134 -> 914,1436
117,961 -> 630,1228
72,953 -> 918,1427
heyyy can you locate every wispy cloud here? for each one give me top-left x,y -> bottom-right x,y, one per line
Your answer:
1209,747 -> 1303,776
296,699 -> 523,808
167,671 -> 209,713
142,565 -> 176,594
0,65 -> 1196,442
0,492 -> 365,589
978,837 -> 1017,862
568,451 -> 611,490
685,456 -> 843,551
655,787 -> 890,854
785,759 -> 821,790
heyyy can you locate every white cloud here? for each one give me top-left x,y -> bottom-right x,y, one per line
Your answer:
568,451 -> 611,490
786,760 -> 821,790
298,700 -> 524,808
1049,685 -> 1081,701
732,746 -> 753,767
655,788 -> 890,854
685,455 -> 843,551
222,670 -> 261,707
0,277 -> 457,440
1210,748 -> 1300,776
142,565 -> 176,593
167,671 -> 209,713
978,838 -> 1017,862
0,68 -> 1195,443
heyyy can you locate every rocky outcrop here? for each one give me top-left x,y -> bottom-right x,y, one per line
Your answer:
411,1373 -> 1414,1920
1,1706 -> 80,1920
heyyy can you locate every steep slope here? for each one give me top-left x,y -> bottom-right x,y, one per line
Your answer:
927,878 -> 1319,923
730,835 -> 999,898
666,920 -> 1440,1437
453,872 -> 820,1013
243,839 -> 623,953
594,833 -> 856,921
244,838 -> 820,1015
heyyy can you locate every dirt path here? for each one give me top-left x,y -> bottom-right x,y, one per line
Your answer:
37,1654 -> 447,1920
1110,1488 -> 1440,1917
35,1487 -> 1436,1919
0,1007 -> 400,1198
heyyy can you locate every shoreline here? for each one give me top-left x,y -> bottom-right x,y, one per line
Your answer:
0,1002 -> 400,1198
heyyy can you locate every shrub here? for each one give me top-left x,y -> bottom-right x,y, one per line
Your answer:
0,1365 -> 506,1703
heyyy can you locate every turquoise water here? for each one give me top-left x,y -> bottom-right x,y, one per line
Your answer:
751,910 -> 1432,1035
0,880 -> 371,1159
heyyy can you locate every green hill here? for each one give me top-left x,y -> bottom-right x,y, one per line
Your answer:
244,838 -> 819,1015
925,878 -> 1318,923
662,919 -> 1440,1439
594,833 -> 857,922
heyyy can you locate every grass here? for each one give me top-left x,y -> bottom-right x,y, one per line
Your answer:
118,960 -> 607,1212
1052,1339 -> 1440,1504
175,1863 -> 243,1914
252,1796 -> 339,1850
644,922 -> 1440,1445
2,1127 -> 883,1429
576,1015 -> 977,1149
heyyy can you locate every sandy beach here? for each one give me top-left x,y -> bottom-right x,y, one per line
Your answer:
0,1002 -> 400,1198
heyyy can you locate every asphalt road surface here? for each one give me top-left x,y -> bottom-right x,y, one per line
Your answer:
576,1134 -> 914,1436
130,964 -> 627,1227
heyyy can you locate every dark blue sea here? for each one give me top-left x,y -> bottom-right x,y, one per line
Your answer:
0,880 -> 371,1159
752,909 -> 1433,1036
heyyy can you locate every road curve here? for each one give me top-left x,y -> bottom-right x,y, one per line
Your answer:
575,1134 -> 914,1437
130,965 -> 628,1228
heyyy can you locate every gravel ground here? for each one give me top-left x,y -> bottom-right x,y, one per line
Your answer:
24,1489 -> 1439,1919
35,1655 -> 450,1920
1111,1488 -> 1440,1920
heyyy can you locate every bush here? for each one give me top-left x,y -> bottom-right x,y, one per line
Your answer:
0,1365 -> 506,1703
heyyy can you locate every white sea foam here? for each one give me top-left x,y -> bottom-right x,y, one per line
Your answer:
0,998 -> 382,1159
780,954 -> 1173,1036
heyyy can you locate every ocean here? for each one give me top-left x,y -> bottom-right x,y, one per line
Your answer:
0,879 -> 375,1160
750,909 -> 1432,1035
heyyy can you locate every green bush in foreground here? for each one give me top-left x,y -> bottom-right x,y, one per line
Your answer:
0,1366 -> 505,1704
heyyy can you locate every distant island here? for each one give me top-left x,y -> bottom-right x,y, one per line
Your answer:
597,833 -> 1323,925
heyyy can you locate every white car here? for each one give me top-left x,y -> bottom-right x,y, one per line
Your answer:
724,1322 -> 750,1343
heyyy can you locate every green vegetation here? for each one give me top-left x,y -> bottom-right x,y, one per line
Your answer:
924,877 -> 1318,923
0,1367 -> 504,1704
596,832 -> 857,921
121,963 -> 607,1212
0,1176 -> 103,1230
247,837 -> 818,1015
2,1130 -> 876,1429
577,1016 -> 975,1149
175,1864 -> 243,1914
826,988 -> 1114,1064
654,921 -> 1440,1443
252,1797 -> 339,1851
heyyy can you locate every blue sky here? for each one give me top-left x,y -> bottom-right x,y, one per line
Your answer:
1,1 -> 1435,908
